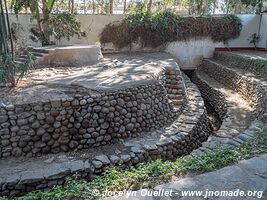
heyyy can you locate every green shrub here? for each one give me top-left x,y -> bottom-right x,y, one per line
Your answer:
0,52 -> 34,87
100,10 -> 242,48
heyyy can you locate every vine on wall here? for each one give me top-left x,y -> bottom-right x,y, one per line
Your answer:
100,11 -> 243,48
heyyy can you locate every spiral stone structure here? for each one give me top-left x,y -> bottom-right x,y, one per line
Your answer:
0,49 -> 266,197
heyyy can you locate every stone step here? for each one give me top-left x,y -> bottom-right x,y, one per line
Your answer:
15,57 -> 28,63
30,48 -> 50,54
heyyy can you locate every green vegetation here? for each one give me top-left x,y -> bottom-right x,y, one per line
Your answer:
248,33 -> 261,49
12,0 -> 85,46
30,12 -> 86,45
1,0 -> 33,87
0,53 -> 34,86
100,10 -> 242,48
5,129 -> 266,200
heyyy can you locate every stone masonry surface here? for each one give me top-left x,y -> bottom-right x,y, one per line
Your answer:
0,53 -> 185,158
0,72 -> 209,197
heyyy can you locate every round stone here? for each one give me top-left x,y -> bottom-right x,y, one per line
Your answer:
80,99 -> 87,106
42,133 -> 51,142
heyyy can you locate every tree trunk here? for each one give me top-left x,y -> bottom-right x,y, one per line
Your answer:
71,0 -> 74,13
226,0 -> 230,14
123,0 -> 127,14
147,0 -> 152,12
197,0 -> 203,15
84,0 -> 86,14
92,0 -> 95,14
109,0 -> 114,14
40,0 -> 51,45
213,0 -> 216,14
4,0 -> 14,58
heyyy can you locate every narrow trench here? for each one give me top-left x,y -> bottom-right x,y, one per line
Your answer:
183,70 -> 222,134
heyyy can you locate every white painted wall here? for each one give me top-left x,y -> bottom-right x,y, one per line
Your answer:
10,14 -> 266,69
9,14 -> 124,47
228,14 -> 261,48
259,14 -> 267,49
166,14 -> 265,69
166,38 -> 224,69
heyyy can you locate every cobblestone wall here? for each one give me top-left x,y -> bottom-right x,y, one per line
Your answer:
0,67 -> 184,158
199,59 -> 266,118
0,73 -> 209,197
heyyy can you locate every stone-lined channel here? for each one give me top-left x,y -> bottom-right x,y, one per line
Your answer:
183,70 -> 222,134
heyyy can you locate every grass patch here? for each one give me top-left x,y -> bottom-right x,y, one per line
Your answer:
2,130 -> 267,200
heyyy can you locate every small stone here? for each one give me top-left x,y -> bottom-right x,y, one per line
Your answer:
92,132 -> 99,138
92,160 -> 103,168
17,119 -> 28,126
37,128 -> 45,136
126,123 -> 134,131
102,107 -> 109,113
12,147 -> 22,156
1,139 -> 10,146
96,136 -> 104,142
51,100 -> 61,107
58,136 -> 70,144
80,99 -> 87,106
69,140 -> 78,148
50,110 -> 59,117
42,133 -> 51,142
121,154 -> 131,162
5,105 -> 14,111
72,99 -> 79,106
117,98 -> 125,106
37,112 -> 46,120
31,121 -> 40,129
93,105 -> 102,112
101,122 -> 109,129
54,122 -> 61,128
95,155 -> 110,165
140,103 -> 147,110
109,155 -> 120,164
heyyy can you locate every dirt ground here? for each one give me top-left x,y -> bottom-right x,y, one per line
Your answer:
0,52 -> 174,105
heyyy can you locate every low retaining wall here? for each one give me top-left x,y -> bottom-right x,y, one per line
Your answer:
199,59 -> 266,118
0,73 -> 209,197
192,72 -> 227,120
33,45 -> 104,67
214,51 -> 267,77
0,66 -> 184,158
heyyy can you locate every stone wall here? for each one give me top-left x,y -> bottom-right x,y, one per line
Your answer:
214,51 -> 267,77
192,72 -> 227,120
199,59 -> 266,118
0,67 -> 184,158
0,73 -> 209,197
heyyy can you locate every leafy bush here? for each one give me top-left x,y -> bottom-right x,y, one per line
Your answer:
29,12 -> 86,44
49,12 -> 86,42
100,10 -> 242,48
0,52 -> 34,87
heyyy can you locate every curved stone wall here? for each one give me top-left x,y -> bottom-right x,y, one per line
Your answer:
192,72 -> 227,120
199,59 -> 266,118
0,73 -> 209,197
0,66 -> 186,158
0,82 -> 176,158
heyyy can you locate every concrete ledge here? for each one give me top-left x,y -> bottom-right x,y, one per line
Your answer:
33,45 -> 103,67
